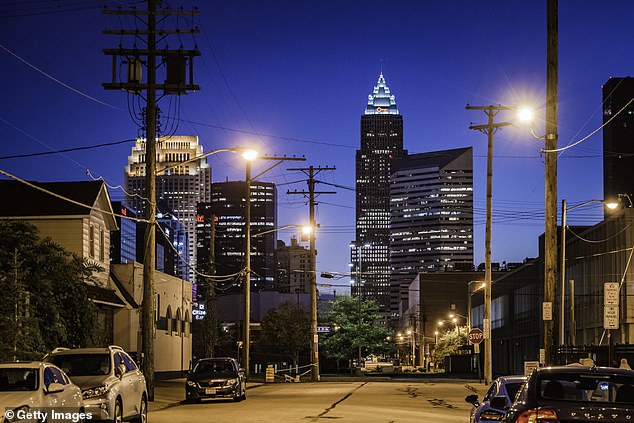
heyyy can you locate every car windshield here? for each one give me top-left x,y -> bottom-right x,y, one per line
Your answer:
193,360 -> 235,376
539,372 -> 634,404
48,354 -> 111,376
0,368 -> 38,391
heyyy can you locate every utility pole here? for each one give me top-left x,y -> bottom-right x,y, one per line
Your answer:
103,2 -> 200,400
543,0 -> 559,366
288,166 -> 336,382
466,104 -> 513,385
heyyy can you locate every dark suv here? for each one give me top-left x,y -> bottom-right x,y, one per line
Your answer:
185,357 -> 246,402
500,365 -> 634,422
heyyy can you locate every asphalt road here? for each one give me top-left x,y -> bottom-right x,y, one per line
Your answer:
149,379 -> 485,422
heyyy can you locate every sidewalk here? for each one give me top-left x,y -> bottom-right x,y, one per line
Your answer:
149,379 -> 263,412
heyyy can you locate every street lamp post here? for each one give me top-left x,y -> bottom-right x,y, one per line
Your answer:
243,151 -> 255,376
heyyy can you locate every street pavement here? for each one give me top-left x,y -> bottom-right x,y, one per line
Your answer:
149,377 -> 489,422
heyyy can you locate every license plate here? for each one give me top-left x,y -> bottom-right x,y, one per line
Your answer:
205,388 -> 217,395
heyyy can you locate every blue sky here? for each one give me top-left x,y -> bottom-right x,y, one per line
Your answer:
1,1 -> 632,294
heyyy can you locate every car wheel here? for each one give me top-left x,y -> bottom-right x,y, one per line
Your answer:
112,398 -> 123,423
131,396 -> 147,423
233,386 -> 242,402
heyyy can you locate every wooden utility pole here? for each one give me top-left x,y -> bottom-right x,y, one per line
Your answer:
288,166 -> 336,382
466,104 -> 513,385
103,1 -> 200,400
543,0 -> 559,366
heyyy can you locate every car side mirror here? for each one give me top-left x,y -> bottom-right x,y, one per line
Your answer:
465,394 -> 479,406
46,382 -> 65,394
115,363 -> 126,378
489,395 -> 508,410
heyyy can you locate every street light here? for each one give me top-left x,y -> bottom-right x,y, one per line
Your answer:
466,105 -> 532,385
559,197 -> 621,347
242,149 -> 257,377
406,330 -> 415,366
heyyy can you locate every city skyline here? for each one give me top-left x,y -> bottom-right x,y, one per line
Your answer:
2,2 -> 633,293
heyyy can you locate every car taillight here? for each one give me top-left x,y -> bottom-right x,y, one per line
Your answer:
480,409 -> 505,420
515,408 -> 558,423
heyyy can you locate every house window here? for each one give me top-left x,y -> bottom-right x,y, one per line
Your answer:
89,224 -> 95,258
99,227 -> 105,261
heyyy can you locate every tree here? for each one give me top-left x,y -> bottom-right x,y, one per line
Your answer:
256,302 -> 310,367
320,296 -> 391,370
0,221 -> 101,360
431,326 -> 468,368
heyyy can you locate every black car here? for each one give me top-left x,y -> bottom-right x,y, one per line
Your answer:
500,365 -> 634,422
185,357 -> 246,402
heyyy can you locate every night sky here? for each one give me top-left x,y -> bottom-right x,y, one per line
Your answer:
1,1 -> 633,294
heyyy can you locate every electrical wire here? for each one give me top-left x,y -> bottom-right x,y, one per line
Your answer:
542,96 -> 634,153
0,42 -> 120,109
0,168 -> 149,223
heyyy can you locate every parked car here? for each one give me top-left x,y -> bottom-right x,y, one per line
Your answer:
465,375 -> 526,422
0,361 -> 85,422
186,357 -> 246,402
502,365 -> 634,422
44,345 -> 147,423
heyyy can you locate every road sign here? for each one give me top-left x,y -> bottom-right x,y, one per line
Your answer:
468,328 -> 484,344
604,282 -> 620,306
317,326 -> 331,333
542,302 -> 553,320
604,305 -> 619,329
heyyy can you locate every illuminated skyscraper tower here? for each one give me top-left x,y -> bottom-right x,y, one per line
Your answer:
352,73 -> 406,324
124,135 -> 211,282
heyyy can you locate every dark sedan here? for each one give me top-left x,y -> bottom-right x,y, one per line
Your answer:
501,365 -> 634,422
185,357 -> 246,402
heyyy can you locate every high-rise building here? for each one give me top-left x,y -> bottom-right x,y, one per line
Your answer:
603,77 -> 634,204
352,73 -> 406,323
124,135 -> 211,282
276,238 -> 311,294
389,147 -> 474,322
110,201 -> 137,265
196,180 -> 277,295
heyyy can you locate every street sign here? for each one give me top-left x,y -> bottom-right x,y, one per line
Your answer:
524,361 -> 539,376
542,302 -> 553,320
604,282 -> 620,306
468,328 -> 484,344
604,305 -> 619,329
317,326 -> 331,333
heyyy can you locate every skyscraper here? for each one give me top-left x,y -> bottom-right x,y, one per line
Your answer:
352,73 -> 406,323
124,135 -> 211,282
196,180 -> 277,295
603,77 -> 634,204
389,147 -> 474,322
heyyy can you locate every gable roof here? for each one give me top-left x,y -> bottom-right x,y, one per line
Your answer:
0,180 -> 114,222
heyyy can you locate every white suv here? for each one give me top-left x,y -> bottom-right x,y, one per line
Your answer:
45,346 -> 147,423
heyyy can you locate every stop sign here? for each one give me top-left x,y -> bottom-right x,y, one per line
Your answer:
468,328 -> 484,344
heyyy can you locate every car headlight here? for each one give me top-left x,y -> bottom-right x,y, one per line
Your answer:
83,385 -> 109,399
186,380 -> 198,387
226,378 -> 238,386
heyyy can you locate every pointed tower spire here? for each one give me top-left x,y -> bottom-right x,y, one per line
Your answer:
364,73 -> 399,115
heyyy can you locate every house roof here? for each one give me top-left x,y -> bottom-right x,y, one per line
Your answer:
0,180 -> 115,226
